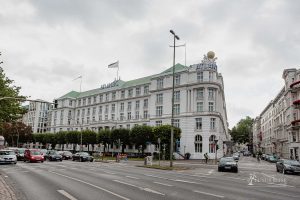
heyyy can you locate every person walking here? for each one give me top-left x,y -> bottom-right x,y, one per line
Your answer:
204,153 -> 209,164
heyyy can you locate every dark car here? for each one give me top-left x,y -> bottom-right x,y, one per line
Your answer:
16,148 -> 26,161
268,155 -> 278,163
218,157 -> 238,173
72,152 -> 94,162
276,159 -> 300,174
233,153 -> 240,161
45,150 -> 62,161
24,149 -> 44,163
58,151 -> 73,160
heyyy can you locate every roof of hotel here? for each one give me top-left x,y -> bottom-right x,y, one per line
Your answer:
58,63 -> 186,99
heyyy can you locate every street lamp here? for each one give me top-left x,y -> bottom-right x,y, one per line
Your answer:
169,29 -> 180,167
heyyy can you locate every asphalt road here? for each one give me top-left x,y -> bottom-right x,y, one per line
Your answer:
0,156 -> 300,200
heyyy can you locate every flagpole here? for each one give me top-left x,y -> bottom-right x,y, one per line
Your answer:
117,61 -> 119,80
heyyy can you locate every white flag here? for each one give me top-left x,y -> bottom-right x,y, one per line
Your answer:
108,61 -> 119,68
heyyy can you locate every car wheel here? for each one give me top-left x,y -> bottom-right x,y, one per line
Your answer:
90,159 -> 93,162
60,159 -> 62,162
282,168 -> 286,174
218,167 -> 221,172
80,158 -> 83,162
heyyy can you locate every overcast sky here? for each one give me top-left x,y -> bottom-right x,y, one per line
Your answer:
1,0 -> 299,128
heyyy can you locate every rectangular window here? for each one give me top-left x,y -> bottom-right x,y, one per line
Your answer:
136,87 -> 140,96
127,112 -> 131,120
174,91 -> 180,102
78,99 -> 81,106
157,78 -> 164,89
156,120 -> 162,126
128,102 -> 132,111
144,85 -> 149,95
87,108 -> 90,116
196,88 -> 204,99
173,119 -> 180,128
143,110 -> 148,119
128,89 -> 133,98
83,99 -> 86,106
111,114 -> 115,121
174,104 -> 180,115
120,102 -> 124,112
120,113 -> 124,121
88,97 -> 91,105
156,93 -> 163,104
175,74 -> 180,85
105,105 -> 109,114
208,88 -> 215,100
98,115 -> 102,121
99,106 -> 102,114
126,124 -> 130,129
87,117 -> 90,124
135,100 -> 140,110
209,72 -> 213,81
210,118 -> 216,130
197,102 -> 203,112
156,106 -> 163,117
197,71 -> 203,82
135,111 -> 139,120
121,90 -> 125,99
81,109 -> 85,117
93,96 -> 97,104
77,110 -> 80,117
111,104 -> 115,113
105,115 -> 108,120
143,99 -> 148,108
209,102 -> 214,112
69,100 -> 72,106
99,95 -> 103,103
112,92 -> 116,100
196,118 -> 202,130
105,93 -> 109,101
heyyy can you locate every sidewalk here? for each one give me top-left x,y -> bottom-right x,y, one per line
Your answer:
0,175 -> 16,200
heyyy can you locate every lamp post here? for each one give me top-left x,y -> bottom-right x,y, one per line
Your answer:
169,29 -> 180,167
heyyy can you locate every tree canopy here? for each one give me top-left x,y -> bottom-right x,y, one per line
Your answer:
230,116 -> 253,144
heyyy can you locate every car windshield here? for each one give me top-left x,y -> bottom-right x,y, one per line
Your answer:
220,157 -> 234,163
80,152 -> 89,156
0,151 -> 15,155
30,151 -> 42,155
64,152 -> 72,155
18,149 -> 25,153
285,160 -> 300,165
49,151 -> 58,155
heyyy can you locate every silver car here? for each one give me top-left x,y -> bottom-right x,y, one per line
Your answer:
0,150 -> 17,164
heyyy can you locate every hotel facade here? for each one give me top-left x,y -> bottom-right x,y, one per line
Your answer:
253,68 -> 300,160
49,52 -> 230,159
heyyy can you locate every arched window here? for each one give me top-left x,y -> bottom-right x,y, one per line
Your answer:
209,135 -> 216,153
195,135 -> 202,153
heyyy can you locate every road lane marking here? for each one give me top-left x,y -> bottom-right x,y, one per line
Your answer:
113,180 -> 165,196
194,190 -> 224,198
126,176 -> 139,180
153,182 -> 173,187
50,171 -> 130,200
57,190 -> 78,200
174,179 -> 197,184
103,171 -> 116,175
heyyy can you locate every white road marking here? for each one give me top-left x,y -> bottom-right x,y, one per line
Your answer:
153,182 -> 173,187
126,176 -> 139,180
194,190 -> 225,198
113,180 -> 165,196
174,179 -> 197,184
57,190 -> 78,200
4,175 -> 8,177
21,171 -> 29,173
50,171 -> 130,200
103,171 -> 116,175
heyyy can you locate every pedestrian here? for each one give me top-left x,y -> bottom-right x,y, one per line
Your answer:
204,153 -> 208,164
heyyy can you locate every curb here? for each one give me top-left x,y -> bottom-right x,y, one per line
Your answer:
0,175 -> 17,200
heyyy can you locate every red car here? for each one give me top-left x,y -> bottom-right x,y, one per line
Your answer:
24,149 -> 44,163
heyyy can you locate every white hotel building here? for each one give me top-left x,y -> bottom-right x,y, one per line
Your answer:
50,52 -> 230,159
253,68 -> 300,160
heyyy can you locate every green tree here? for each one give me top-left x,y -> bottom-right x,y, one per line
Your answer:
230,116 -> 254,144
130,125 -> 155,154
110,128 -> 130,153
153,125 -> 181,160
56,131 -> 66,150
81,130 -> 97,151
0,65 -> 26,123
0,122 -> 32,146
97,129 -> 111,154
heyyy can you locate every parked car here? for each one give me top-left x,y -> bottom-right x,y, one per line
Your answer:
233,153 -> 240,161
218,157 -> 238,173
265,154 -> 271,161
268,155 -> 278,163
24,149 -> 44,163
72,152 -> 94,162
0,150 -> 17,164
16,148 -> 26,161
261,154 -> 266,160
58,151 -> 73,160
276,159 -> 300,174
40,149 -> 48,156
243,151 -> 251,156
44,150 -> 62,161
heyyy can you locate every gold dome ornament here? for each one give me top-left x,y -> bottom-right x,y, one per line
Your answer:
207,51 -> 215,59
